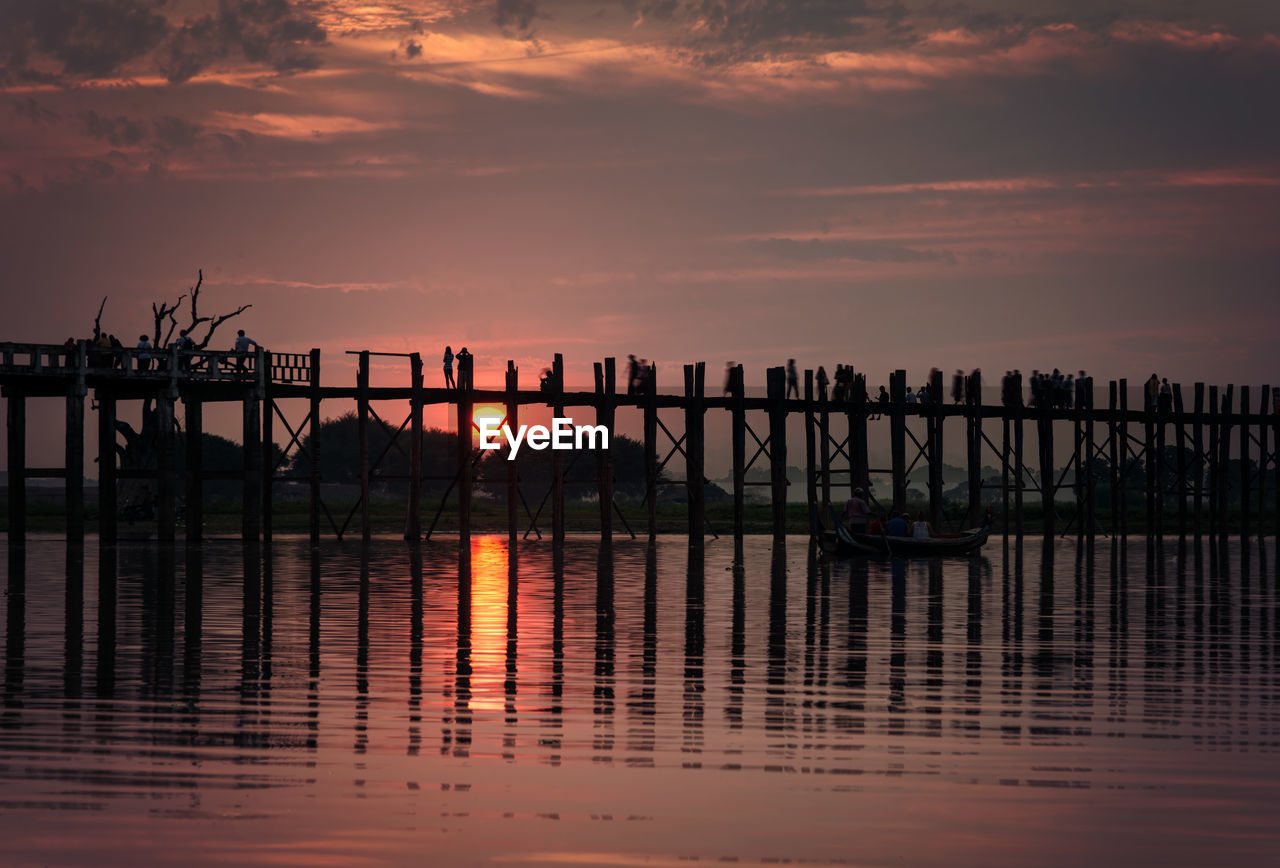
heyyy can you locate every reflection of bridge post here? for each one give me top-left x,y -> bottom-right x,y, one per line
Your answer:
5,391 -> 24,546
766,542 -> 788,737
594,544 -> 616,755
408,543 -> 423,755
3,545 -> 24,723
95,545 -> 117,699
451,547 -> 473,757
682,545 -> 704,755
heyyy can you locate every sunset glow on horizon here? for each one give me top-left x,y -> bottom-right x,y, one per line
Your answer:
2,1 -> 1278,462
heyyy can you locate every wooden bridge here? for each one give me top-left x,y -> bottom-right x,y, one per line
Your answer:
2,341 -> 1277,549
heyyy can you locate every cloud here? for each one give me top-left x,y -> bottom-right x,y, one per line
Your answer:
744,236 -> 952,264
0,0 -> 169,82
10,96 -> 61,124
494,0 -> 538,37
0,0 -> 330,84
161,0 -> 329,83
80,109 -> 147,147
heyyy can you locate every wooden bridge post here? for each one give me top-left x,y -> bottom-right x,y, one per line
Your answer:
804,371 -> 817,522
552,353 -> 565,545
66,387 -> 85,544
157,391 -> 177,543
1073,379 -> 1084,541
308,349 -> 321,547
731,364 -> 745,541
595,359 -> 616,541
967,370 -> 983,527
1192,383 -> 1204,539
505,360 -> 518,549
242,379 -> 262,542
457,350 -> 473,546
1001,405 -> 1011,537
1084,378 -> 1097,540
767,366 -> 788,541
1118,379 -> 1129,538
1218,385 -> 1233,547
685,363 -> 706,545
1258,385 -> 1270,546
645,362 -> 659,542
98,389 -> 117,547
406,352 -> 423,541
1108,381 -> 1119,537
1173,384 -> 1187,538
818,376 -> 831,507
890,370 -> 906,514
1014,374 -> 1024,539
1038,397 -> 1054,538
261,351 -> 273,545
928,369 -> 944,528
848,376 -> 868,494
185,397 -> 202,545
1208,385 -> 1219,538
357,349 -> 371,543
1144,397 -> 1157,536
6,390 -> 25,546
1239,385 -> 1251,547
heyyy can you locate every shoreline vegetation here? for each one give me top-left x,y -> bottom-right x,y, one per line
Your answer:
2,498 -> 1272,537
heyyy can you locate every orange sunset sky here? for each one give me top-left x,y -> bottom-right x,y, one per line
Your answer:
2,0 -> 1279,396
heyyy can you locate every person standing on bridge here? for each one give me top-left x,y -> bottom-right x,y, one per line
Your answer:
786,359 -> 799,399
234,329 -> 259,374
456,347 -> 473,389
443,346 -> 455,389
136,335 -> 152,373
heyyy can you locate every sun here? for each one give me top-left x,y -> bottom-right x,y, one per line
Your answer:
471,403 -> 507,437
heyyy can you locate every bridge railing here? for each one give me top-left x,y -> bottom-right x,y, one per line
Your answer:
0,341 -> 311,386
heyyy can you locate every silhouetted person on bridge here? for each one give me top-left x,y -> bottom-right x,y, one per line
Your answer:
136,335 -> 152,372
627,354 -> 640,396
234,329 -> 259,373
816,366 -> 828,402
456,347 -> 473,389
443,346 -> 455,389
786,359 -> 798,399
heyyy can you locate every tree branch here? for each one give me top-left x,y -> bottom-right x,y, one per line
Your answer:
93,296 -> 107,339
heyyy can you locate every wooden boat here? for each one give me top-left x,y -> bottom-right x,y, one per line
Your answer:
819,515 -> 991,558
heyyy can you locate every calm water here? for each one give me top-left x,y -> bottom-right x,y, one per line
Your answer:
1,534 -> 1278,867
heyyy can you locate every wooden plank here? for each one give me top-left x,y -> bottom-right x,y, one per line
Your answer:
358,350 -> 371,543
552,353 -> 565,545
966,369 -> 982,526
1172,383 -> 1187,538
929,368 -> 944,528
731,364 -> 745,541
890,369 -> 906,514
406,352 -> 423,541
504,360 -> 517,549
1192,383 -> 1204,539
804,370 -> 817,529
1240,385 -> 1250,546
645,361 -> 659,542
767,366 -> 787,540
308,348 -> 321,546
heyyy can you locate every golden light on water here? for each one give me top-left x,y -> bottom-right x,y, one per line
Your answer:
467,536 -> 511,713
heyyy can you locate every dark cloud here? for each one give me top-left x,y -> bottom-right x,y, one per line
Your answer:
0,0 -> 329,84
80,109 -> 147,147
0,0 -> 169,82
404,38 -> 423,59
495,0 -> 538,35
10,96 -> 60,123
161,1 -> 328,83
151,115 -> 204,152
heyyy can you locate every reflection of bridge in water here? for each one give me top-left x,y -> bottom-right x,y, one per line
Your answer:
3,537 -> 1277,797
3,341 -> 1278,549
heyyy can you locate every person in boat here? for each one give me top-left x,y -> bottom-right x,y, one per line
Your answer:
867,513 -> 885,535
842,488 -> 870,533
911,512 -> 934,539
885,513 -> 910,537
